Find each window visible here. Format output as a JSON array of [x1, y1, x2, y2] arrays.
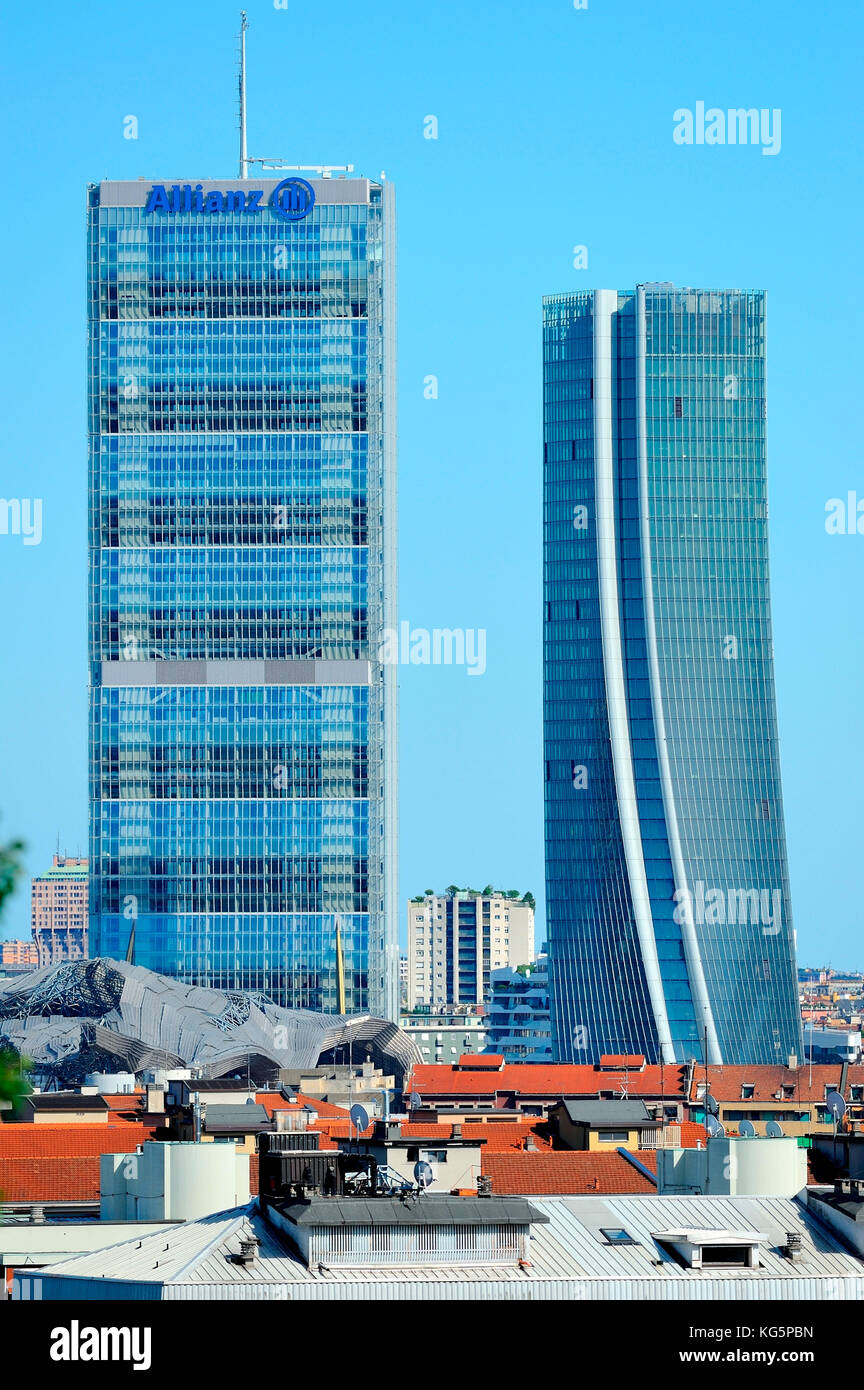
[[741, 1084, 755, 1099], [700, 1245, 752, 1268], [600, 1228, 638, 1246], [597, 1129, 630, 1143], [420, 1149, 447, 1164], [852, 1086, 864, 1103]]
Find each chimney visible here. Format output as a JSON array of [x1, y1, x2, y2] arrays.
[[234, 1237, 259, 1268], [451, 1123, 462, 1139], [783, 1232, 803, 1262]]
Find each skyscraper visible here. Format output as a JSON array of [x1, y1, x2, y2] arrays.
[[543, 285, 801, 1066], [88, 174, 397, 1017]]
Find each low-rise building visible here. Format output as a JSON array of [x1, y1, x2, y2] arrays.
[[399, 1006, 487, 1063], [17, 1190, 864, 1300], [407, 1055, 688, 1120], [690, 1063, 864, 1135], [0, 941, 38, 969]]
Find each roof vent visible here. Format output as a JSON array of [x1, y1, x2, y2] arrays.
[[783, 1232, 803, 1262], [234, 1236, 260, 1268]]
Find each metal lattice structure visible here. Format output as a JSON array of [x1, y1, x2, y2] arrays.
[[0, 958, 420, 1088]]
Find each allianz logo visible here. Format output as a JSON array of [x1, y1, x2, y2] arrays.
[[144, 177, 315, 221]]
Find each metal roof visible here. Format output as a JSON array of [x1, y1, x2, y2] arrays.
[[25, 1191, 864, 1298], [26, 1093, 109, 1111], [559, 1099, 652, 1126], [277, 1196, 545, 1227], [0, 959, 422, 1086], [203, 1104, 271, 1132]]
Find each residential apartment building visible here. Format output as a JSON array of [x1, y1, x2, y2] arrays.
[[406, 890, 534, 1008], [484, 957, 552, 1062]]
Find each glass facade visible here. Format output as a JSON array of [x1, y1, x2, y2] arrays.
[[543, 285, 801, 1066], [88, 177, 397, 1017]]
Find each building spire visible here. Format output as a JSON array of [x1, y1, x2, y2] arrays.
[[238, 12, 249, 179]]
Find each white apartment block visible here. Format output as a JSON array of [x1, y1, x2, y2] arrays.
[[406, 891, 535, 1008]]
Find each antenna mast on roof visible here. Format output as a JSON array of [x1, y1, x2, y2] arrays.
[[238, 12, 249, 179]]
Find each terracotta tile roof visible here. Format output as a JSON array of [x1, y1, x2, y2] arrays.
[[598, 1055, 646, 1068], [457, 1055, 503, 1068], [294, 1094, 352, 1118], [309, 1117, 553, 1154], [0, 1125, 160, 1203], [689, 1064, 864, 1105], [101, 1093, 145, 1109], [0, 1158, 105, 1203], [0, 1124, 159, 1158], [482, 1149, 658, 1196], [679, 1121, 708, 1148], [408, 1062, 687, 1099]]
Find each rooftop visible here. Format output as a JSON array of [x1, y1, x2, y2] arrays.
[[408, 1062, 687, 1098], [24, 1192, 864, 1297]]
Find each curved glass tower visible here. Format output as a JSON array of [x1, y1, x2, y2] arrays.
[[543, 285, 801, 1066], [87, 176, 397, 1018]]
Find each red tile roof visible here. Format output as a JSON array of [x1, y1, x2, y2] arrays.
[[0, 1124, 159, 1158], [598, 1055, 646, 1068], [408, 1062, 687, 1099], [482, 1149, 658, 1196], [457, 1055, 503, 1069], [0, 1125, 160, 1203], [689, 1064, 864, 1105], [294, 1094, 352, 1118], [0, 1158, 105, 1203], [679, 1121, 709, 1148]]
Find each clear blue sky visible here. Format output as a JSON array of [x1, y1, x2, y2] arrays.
[[0, 0, 861, 969]]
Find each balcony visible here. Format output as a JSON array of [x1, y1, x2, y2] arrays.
[[640, 1126, 681, 1150]]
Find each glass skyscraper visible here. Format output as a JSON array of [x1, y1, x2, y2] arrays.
[[88, 175, 397, 1018], [543, 285, 801, 1066]]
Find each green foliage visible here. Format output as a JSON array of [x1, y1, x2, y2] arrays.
[[0, 1046, 31, 1109], [0, 836, 25, 914]]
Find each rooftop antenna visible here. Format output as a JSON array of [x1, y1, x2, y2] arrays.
[[238, 12, 249, 179]]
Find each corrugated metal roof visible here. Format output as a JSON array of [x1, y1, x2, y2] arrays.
[[29, 1191, 864, 1295]]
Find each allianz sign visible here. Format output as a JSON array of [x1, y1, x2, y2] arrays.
[[144, 176, 315, 221]]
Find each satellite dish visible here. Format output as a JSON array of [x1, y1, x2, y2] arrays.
[[413, 1160, 434, 1189], [349, 1103, 369, 1134], [826, 1091, 847, 1123], [704, 1092, 720, 1117], [409, 1092, 422, 1110], [739, 1118, 756, 1138], [766, 1120, 784, 1138], [706, 1114, 724, 1138]]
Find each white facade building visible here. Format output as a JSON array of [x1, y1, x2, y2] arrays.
[[406, 891, 535, 1008]]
